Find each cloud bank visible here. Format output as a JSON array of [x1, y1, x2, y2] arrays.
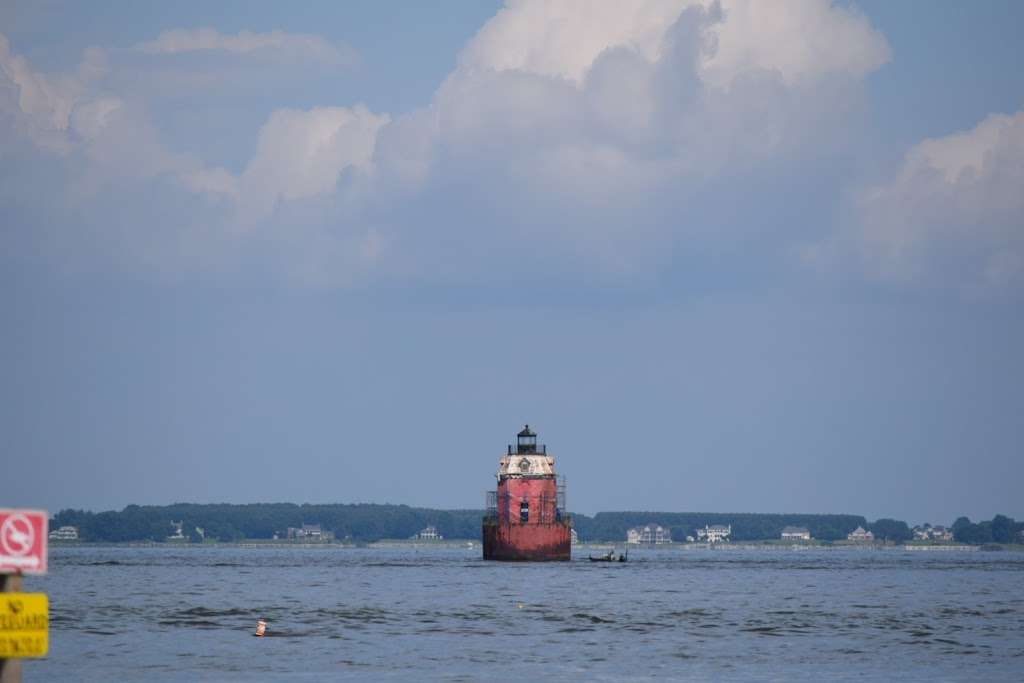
[[855, 111, 1024, 289], [2, 1, 1022, 294]]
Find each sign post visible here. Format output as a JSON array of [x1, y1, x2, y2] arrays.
[[0, 510, 49, 683]]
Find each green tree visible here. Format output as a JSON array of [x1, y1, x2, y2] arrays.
[[953, 518, 994, 544], [991, 515, 1014, 543], [952, 516, 973, 542], [869, 518, 911, 543]]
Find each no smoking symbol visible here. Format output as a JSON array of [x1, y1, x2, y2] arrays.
[[1, 514, 35, 557]]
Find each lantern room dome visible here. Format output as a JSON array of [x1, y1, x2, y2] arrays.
[[514, 424, 540, 454]]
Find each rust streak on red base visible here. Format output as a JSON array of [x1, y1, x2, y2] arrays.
[[483, 522, 571, 561]]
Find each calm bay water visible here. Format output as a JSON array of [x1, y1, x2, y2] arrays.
[[29, 545, 1024, 681]]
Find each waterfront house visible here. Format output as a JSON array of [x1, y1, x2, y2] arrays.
[[413, 525, 443, 540], [780, 526, 811, 541], [627, 524, 673, 545], [287, 524, 335, 541], [847, 526, 874, 542], [167, 520, 185, 541], [571, 528, 579, 546], [697, 524, 731, 543], [48, 525, 79, 541], [913, 524, 953, 542]]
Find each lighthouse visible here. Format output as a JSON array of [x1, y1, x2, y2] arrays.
[[482, 425, 572, 561]]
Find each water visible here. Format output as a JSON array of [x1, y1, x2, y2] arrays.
[[28, 545, 1024, 681]]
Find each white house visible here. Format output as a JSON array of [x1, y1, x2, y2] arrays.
[[847, 526, 874, 542], [287, 524, 335, 541], [48, 526, 79, 541], [167, 520, 185, 541], [413, 525, 443, 540], [780, 526, 811, 541], [697, 524, 731, 543], [626, 524, 673, 545], [913, 524, 953, 542]]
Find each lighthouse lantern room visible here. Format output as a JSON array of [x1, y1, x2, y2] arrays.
[[483, 425, 572, 561]]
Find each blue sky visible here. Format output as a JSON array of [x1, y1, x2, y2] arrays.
[[1, 1, 1022, 524]]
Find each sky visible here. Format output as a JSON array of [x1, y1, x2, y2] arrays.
[[1, 1, 1022, 525]]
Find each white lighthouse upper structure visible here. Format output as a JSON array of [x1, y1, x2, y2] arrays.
[[497, 425, 556, 477]]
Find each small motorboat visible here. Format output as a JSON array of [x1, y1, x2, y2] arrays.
[[589, 550, 628, 562]]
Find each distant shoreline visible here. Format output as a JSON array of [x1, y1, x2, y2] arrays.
[[48, 505, 1022, 547], [48, 540, 1024, 552]]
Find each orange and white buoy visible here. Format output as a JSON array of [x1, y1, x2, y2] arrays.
[[255, 619, 267, 637]]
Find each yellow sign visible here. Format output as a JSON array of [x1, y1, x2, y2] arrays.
[[0, 593, 48, 658]]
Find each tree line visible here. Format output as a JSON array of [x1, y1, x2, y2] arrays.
[[50, 503, 484, 544], [51, 504, 1022, 545], [952, 515, 1023, 545]]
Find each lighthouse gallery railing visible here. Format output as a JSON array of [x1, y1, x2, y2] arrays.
[[484, 477, 568, 523]]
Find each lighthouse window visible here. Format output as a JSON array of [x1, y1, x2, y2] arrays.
[[520, 500, 530, 522]]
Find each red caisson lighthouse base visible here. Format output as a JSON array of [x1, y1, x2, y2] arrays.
[[483, 425, 572, 561]]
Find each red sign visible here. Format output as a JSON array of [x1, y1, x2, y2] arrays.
[[0, 509, 48, 575]]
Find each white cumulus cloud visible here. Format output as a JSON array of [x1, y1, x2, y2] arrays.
[[702, 0, 890, 87], [854, 111, 1024, 290], [136, 27, 356, 65], [458, 0, 890, 87], [459, 0, 691, 84], [185, 105, 389, 225], [0, 34, 111, 151], [362, 0, 891, 281]]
